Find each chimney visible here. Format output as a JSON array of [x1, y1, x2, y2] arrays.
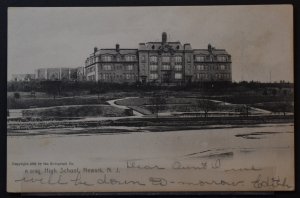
[[116, 43, 120, 52], [162, 32, 167, 43], [208, 44, 212, 52], [94, 47, 98, 53]]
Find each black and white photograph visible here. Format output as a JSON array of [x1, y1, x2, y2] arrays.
[[6, 5, 294, 192]]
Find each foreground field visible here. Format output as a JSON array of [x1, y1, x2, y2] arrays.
[[7, 123, 294, 192]]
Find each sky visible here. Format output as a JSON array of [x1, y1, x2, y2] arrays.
[[8, 5, 293, 82]]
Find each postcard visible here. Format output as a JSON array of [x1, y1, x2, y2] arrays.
[[7, 5, 294, 192]]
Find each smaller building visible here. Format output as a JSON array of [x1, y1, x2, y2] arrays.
[[11, 74, 35, 81], [35, 67, 78, 81], [77, 66, 86, 81]]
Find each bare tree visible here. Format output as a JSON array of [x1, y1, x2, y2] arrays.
[[276, 101, 292, 116], [197, 99, 218, 118], [149, 93, 166, 118]]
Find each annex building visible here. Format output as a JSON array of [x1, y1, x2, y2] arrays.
[[85, 32, 232, 84]]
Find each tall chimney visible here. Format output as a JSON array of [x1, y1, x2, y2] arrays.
[[116, 43, 120, 52], [162, 32, 167, 43]]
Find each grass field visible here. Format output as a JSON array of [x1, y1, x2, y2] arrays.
[[22, 105, 130, 117]]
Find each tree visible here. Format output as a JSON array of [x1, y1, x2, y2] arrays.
[[241, 104, 251, 117], [197, 99, 218, 118], [272, 89, 277, 96], [276, 101, 292, 116], [149, 93, 166, 118], [14, 92, 20, 99], [41, 80, 62, 100]]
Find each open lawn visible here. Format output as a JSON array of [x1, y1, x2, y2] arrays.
[[22, 105, 131, 118]]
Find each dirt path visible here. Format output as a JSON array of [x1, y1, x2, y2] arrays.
[[107, 97, 144, 117]]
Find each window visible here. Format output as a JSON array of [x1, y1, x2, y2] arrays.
[[102, 74, 109, 80], [126, 65, 133, 71], [215, 74, 221, 79], [141, 55, 146, 62], [196, 65, 205, 70], [175, 73, 182, 79], [217, 56, 227, 62], [149, 73, 158, 80], [86, 66, 95, 73], [195, 56, 205, 62], [125, 74, 131, 80], [220, 65, 226, 70], [103, 65, 112, 71], [150, 65, 158, 71], [103, 55, 112, 62], [150, 56, 158, 63], [125, 55, 136, 61], [187, 56, 191, 63], [175, 56, 182, 63], [88, 75, 95, 81], [162, 64, 170, 70], [196, 74, 208, 79], [175, 65, 182, 71], [162, 56, 170, 63]]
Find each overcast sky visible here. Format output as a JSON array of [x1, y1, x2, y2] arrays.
[[8, 5, 293, 82]]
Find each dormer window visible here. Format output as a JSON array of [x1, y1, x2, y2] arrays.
[[102, 55, 112, 62]]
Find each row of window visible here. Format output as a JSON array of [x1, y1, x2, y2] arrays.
[[143, 56, 183, 63], [86, 55, 137, 65], [195, 73, 231, 79], [195, 55, 228, 62], [87, 64, 229, 73], [98, 73, 137, 80], [149, 64, 183, 71], [87, 55, 229, 66], [141, 55, 229, 63], [102, 65, 134, 71], [196, 65, 230, 71], [149, 73, 183, 80], [86, 65, 135, 72]]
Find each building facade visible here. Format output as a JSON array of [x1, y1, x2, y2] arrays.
[[35, 67, 78, 81], [85, 32, 232, 84], [85, 45, 139, 83]]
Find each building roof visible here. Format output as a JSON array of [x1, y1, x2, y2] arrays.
[[96, 49, 138, 55], [193, 49, 229, 55], [139, 42, 185, 51]]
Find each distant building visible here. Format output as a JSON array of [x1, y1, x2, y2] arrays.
[[84, 32, 232, 84], [76, 66, 86, 81], [35, 67, 78, 81], [11, 74, 35, 81]]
